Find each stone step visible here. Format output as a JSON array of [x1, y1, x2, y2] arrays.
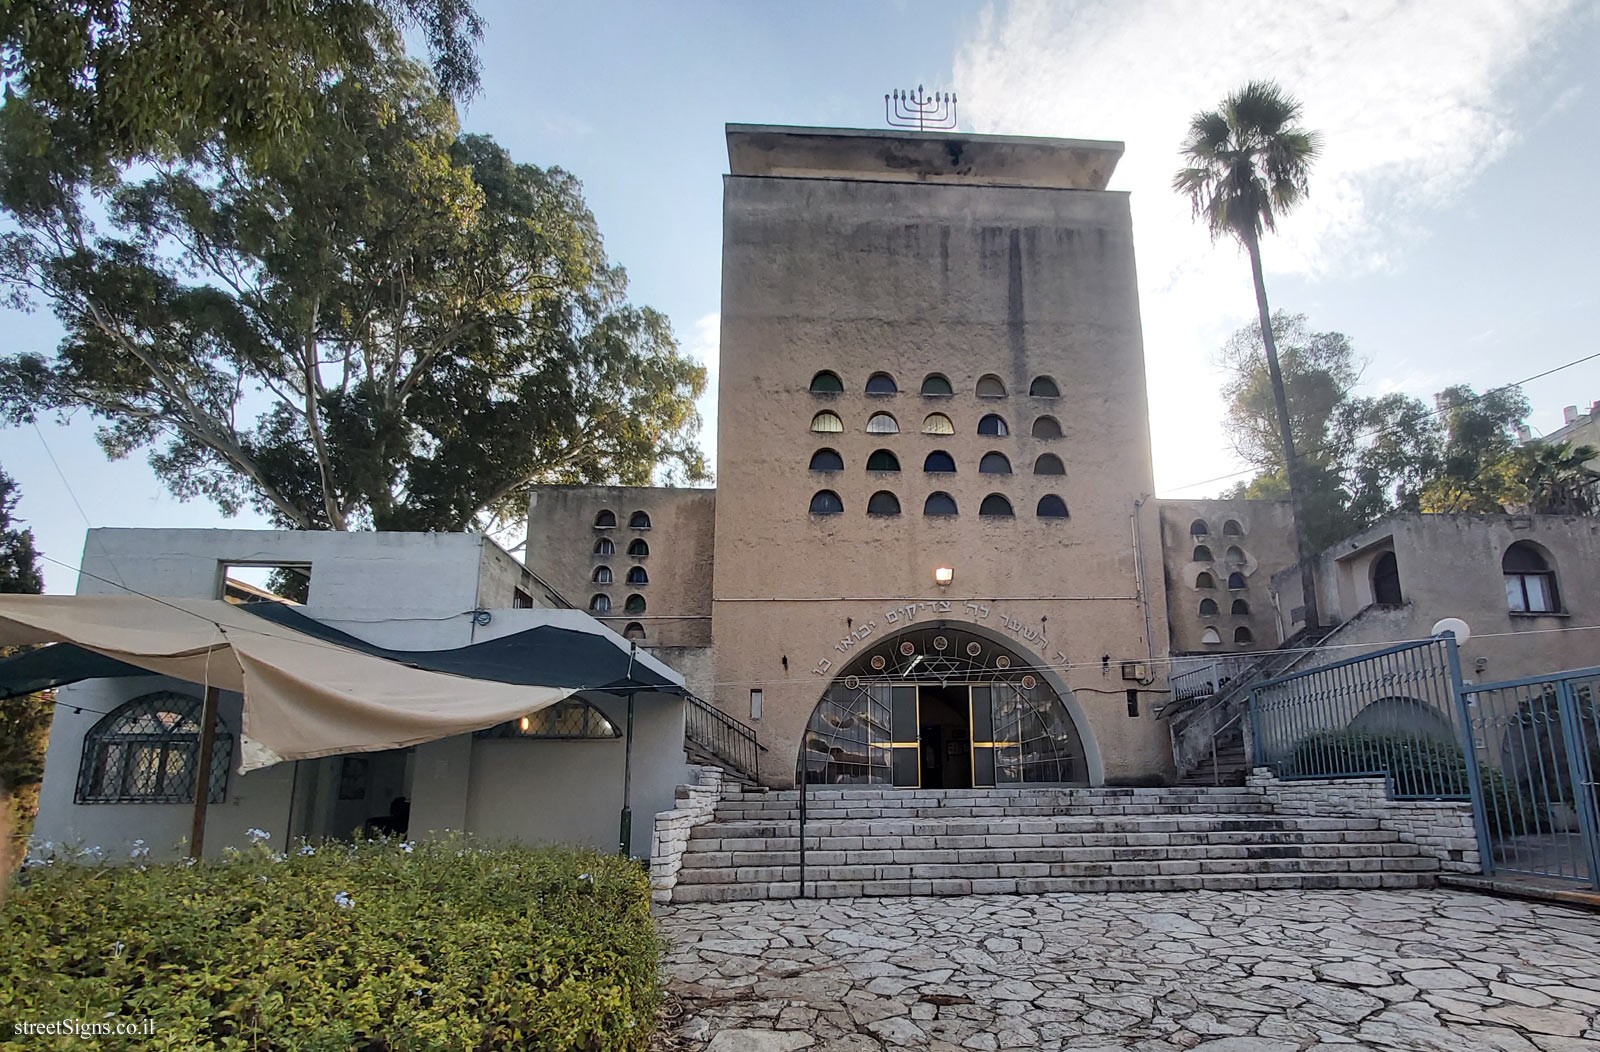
[[666, 870, 1438, 902], [713, 804, 1274, 821], [690, 814, 1387, 839], [674, 854, 1440, 885], [679, 840, 1432, 869]]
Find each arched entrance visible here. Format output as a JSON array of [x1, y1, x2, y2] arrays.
[[800, 623, 1096, 788]]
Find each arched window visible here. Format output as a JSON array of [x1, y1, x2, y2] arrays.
[[1224, 545, 1245, 564], [1199, 598, 1219, 616], [924, 492, 958, 516], [623, 622, 646, 643], [1033, 453, 1065, 476], [1195, 572, 1216, 589], [1193, 545, 1213, 561], [1223, 519, 1244, 536], [979, 452, 1012, 474], [1227, 572, 1246, 590], [810, 411, 844, 433], [1031, 416, 1063, 439], [476, 698, 620, 740], [1503, 542, 1559, 613], [923, 450, 956, 473], [1190, 519, 1209, 537], [866, 449, 901, 472], [865, 372, 898, 395], [592, 566, 613, 584], [627, 539, 649, 558], [809, 371, 844, 394], [593, 538, 614, 555], [628, 511, 651, 529], [626, 566, 648, 585], [1029, 375, 1060, 398], [1372, 551, 1402, 606], [976, 374, 1007, 398], [1036, 495, 1069, 519], [1201, 627, 1222, 645], [809, 448, 844, 471], [624, 594, 646, 614], [977, 414, 1008, 436], [920, 373, 953, 396], [809, 490, 844, 516], [594, 510, 616, 529], [979, 494, 1014, 518], [922, 413, 955, 435], [866, 412, 899, 434], [76, 692, 231, 804], [1235, 627, 1255, 645], [589, 594, 611, 613], [867, 491, 901, 517], [1232, 598, 1250, 615]]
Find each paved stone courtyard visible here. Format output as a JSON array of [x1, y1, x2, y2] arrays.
[[657, 890, 1600, 1051]]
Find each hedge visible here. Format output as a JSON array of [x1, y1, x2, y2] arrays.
[[0, 834, 663, 1051], [1281, 729, 1540, 829]]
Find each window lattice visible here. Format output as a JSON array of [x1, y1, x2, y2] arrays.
[[476, 699, 620, 740], [76, 692, 230, 804]]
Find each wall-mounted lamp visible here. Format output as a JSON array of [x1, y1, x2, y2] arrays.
[[519, 715, 531, 733], [934, 566, 954, 586]]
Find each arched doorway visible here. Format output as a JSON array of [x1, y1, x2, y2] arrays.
[[800, 624, 1093, 788]]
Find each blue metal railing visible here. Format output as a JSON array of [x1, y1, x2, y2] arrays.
[[1249, 636, 1470, 800], [1461, 667, 1600, 889]]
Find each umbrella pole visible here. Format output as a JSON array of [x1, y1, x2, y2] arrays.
[[619, 693, 635, 856], [189, 685, 221, 860]]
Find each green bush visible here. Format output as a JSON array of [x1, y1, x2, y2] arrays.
[[1282, 729, 1539, 830], [0, 835, 663, 1050]]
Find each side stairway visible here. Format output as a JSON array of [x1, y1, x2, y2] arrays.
[[669, 786, 1440, 902]]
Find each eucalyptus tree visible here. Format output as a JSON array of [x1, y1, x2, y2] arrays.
[[0, 57, 707, 532], [1175, 80, 1324, 627]]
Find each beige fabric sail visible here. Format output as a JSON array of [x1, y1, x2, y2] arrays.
[[0, 595, 572, 772]]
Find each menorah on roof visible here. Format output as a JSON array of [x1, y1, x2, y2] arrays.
[[884, 86, 958, 131]]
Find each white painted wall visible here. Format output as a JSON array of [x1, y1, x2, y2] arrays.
[[31, 529, 691, 861]]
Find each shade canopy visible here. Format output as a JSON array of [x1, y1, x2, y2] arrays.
[[0, 596, 681, 773]]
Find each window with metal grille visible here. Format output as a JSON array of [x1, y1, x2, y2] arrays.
[[809, 370, 844, 394], [809, 448, 844, 471], [866, 449, 900, 472], [867, 491, 902, 516], [475, 699, 620, 739], [979, 494, 1013, 517], [76, 692, 230, 804]]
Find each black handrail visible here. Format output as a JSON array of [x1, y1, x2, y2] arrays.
[[684, 693, 765, 782]]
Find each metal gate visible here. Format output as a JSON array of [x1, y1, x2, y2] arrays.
[[1461, 667, 1600, 889]]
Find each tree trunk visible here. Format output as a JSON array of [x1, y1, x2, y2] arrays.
[[1245, 229, 1321, 630]]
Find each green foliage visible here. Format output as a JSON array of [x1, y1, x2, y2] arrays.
[[0, 463, 47, 857], [0, 836, 663, 1050], [1282, 729, 1535, 828], [1219, 312, 1360, 469], [0, 463, 42, 594], [0, 1, 482, 170], [0, 51, 706, 532]]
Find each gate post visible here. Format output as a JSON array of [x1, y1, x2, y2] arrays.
[[1553, 679, 1600, 890], [1446, 635, 1494, 878]]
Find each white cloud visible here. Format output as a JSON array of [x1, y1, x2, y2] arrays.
[[953, 0, 1579, 494]]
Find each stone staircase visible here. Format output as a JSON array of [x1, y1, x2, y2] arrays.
[[668, 786, 1440, 902]]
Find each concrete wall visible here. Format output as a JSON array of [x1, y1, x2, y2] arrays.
[[710, 125, 1171, 787], [1273, 514, 1600, 686], [525, 486, 715, 648], [1158, 499, 1295, 654], [32, 528, 689, 861]]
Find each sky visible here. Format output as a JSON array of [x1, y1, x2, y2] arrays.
[[5, 0, 1599, 592]]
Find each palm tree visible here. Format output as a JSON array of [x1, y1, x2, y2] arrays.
[[1175, 80, 1324, 629]]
